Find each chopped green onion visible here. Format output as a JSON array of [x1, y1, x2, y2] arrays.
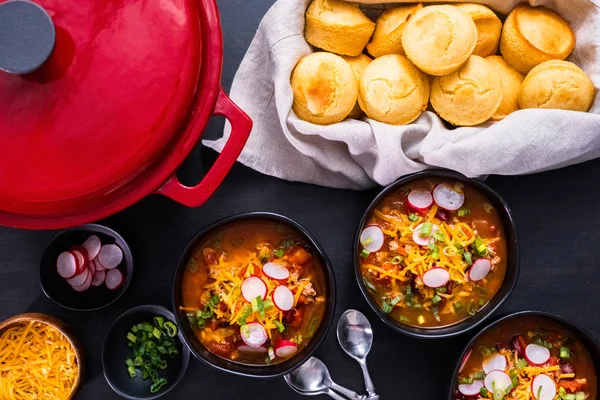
[[153, 316, 165, 329], [251, 297, 259, 313], [477, 344, 492, 357], [168, 346, 178, 358], [432, 294, 442, 305], [464, 252, 473, 266], [276, 225, 286, 234], [391, 256, 402, 265], [432, 230, 446, 242], [537, 386, 542, 400], [163, 321, 177, 337], [575, 392, 586, 400], [473, 371, 485, 380], [131, 325, 139, 333], [152, 327, 162, 340], [436, 287, 447, 293], [560, 346, 571, 359], [408, 213, 419, 222], [515, 357, 528, 370], [405, 286, 412, 296], [127, 365, 137, 378], [150, 377, 167, 393], [274, 249, 285, 258], [420, 222, 432, 238], [274, 320, 285, 333], [483, 202, 494, 214], [237, 304, 252, 325], [399, 315, 410, 324], [412, 303, 423, 310], [457, 207, 471, 217], [363, 279, 376, 291], [458, 377, 473, 384], [361, 237, 373, 246], [480, 387, 489, 397], [494, 388, 503, 400], [432, 305, 441, 322], [127, 332, 137, 343], [360, 249, 370, 258], [125, 358, 134, 367], [533, 337, 553, 349]]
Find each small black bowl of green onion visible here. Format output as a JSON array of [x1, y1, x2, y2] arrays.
[[102, 305, 190, 399]]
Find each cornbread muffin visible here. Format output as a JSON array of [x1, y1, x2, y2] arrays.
[[366, 3, 423, 58], [486, 56, 524, 120], [430, 55, 503, 126], [291, 52, 358, 125], [342, 54, 372, 119], [519, 60, 595, 112], [500, 4, 575, 74], [305, 0, 375, 57], [455, 3, 502, 57], [358, 54, 429, 125], [402, 5, 478, 76]]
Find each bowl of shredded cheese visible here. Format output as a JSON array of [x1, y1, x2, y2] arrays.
[[0, 313, 82, 400]]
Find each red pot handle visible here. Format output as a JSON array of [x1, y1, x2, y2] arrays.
[[157, 88, 252, 207]]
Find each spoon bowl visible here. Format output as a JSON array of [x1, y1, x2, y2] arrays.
[[337, 310, 373, 361]]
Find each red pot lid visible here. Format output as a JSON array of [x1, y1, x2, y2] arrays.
[[0, 0, 202, 212]]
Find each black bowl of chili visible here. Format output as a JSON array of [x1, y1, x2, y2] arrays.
[[354, 169, 519, 339], [448, 311, 600, 400], [172, 212, 336, 378]]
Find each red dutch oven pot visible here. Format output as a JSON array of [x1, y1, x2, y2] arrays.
[[0, 0, 252, 229]]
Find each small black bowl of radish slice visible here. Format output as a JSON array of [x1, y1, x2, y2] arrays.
[[40, 224, 134, 311]]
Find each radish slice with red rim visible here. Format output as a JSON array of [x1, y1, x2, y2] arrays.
[[72, 270, 93, 292], [94, 259, 105, 272], [70, 250, 86, 273], [57, 251, 77, 278], [237, 345, 267, 354], [274, 340, 298, 358], [241, 277, 267, 302], [262, 263, 290, 281], [360, 225, 384, 253], [469, 259, 491, 281], [433, 183, 465, 211], [459, 348, 472, 373], [407, 190, 433, 211], [458, 380, 484, 397], [525, 344, 551, 366], [482, 354, 507, 374], [531, 374, 556, 400], [91, 270, 106, 287], [484, 370, 512, 392], [88, 257, 96, 275], [98, 244, 123, 270], [422, 267, 450, 288], [240, 322, 267, 347], [273, 286, 294, 311], [83, 235, 101, 260], [412, 223, 440, 246], [105, 268, 124, 290], [71, 245, 89, 263], [66, 268, 90, 287]]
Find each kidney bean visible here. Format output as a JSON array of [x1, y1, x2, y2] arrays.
[[436, 209, 449, 221], [561, 361, 576, 375], [510, 335, 527, 357]]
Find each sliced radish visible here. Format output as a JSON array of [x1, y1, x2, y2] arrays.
[[71, 270, 92, 292], [274, 340, 298, 358], [94, 259, 106, 272], [66, 268, 90, 287], [237, 345, 267, 354], [458, 380, 484, 397], [482, 354, 507, 374], [412, 223, 440, 246], [484, 370, 512, 392], [360, 225, 385, 252], [273, 286, 294, 311], [240, 322, 267, 347], [83, 235, 101, 260], [531, 374, 556, 400], [91, 270, 106, 287], [88, 257, 96, 275], [97, 244, 123, 270], [422, 267, 450, 288], [70, 250, 86, 273], [433, 183, 465, 211], [525, 344, 551, 366], [459, 348, 472, 373], [71, 245, 89, 263], [105, 268, 124, 290], [469, 259, 491, 281], [407, 190, 433, 211], [57, 251, 78, 279], [241, 276, 267, 302], [262, 263, 290, 281]]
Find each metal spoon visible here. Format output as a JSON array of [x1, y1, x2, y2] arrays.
[[284, 357, 367, 400], [337, 310, 379, 400]]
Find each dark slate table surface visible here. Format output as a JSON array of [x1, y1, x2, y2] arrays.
[[1, 1, 599, 399]]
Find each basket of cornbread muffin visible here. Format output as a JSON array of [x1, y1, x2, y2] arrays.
[[293, 0, 595, 126], [205, 0, 599, 190]]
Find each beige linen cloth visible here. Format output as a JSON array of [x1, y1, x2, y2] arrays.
[[204, 0, 600, 190]]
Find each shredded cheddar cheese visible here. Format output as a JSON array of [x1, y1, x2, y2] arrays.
[[0, 321, 78, 400]]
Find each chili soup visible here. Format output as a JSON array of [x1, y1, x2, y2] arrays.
[[180, 220, 327, 365], [454, 315, 597, 400], [358, 178, 508, 328]]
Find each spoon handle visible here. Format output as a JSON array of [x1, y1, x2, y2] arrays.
[[330, 382, 365, 400], [327, 388, 352, 400], [359, 360, 378, 399]]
